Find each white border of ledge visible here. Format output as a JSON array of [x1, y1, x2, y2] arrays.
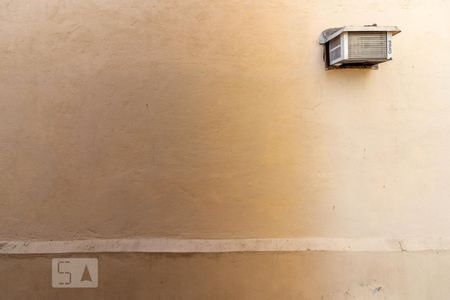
[[1, 237, 450, 254]]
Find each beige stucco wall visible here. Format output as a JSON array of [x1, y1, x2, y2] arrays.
[[1, 1, 450, 298], [2, 252, 450, 300], [0, 0, 450, 239], [1, 0, 449, 240]]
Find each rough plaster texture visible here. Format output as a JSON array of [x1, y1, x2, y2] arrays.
[[1, 0, 450, 241], [1, 252, 450, 299], [1, 1, 450, 298]]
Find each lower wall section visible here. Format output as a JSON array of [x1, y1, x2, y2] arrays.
[[1, 251, 449, 299]]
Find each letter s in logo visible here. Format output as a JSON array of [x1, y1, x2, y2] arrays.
[[57, 261, 72, 286]]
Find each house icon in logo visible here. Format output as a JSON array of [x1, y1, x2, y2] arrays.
[[81, 265, 92, 282]]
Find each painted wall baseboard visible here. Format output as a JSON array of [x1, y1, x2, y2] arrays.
[[1, 238, 450, 254]]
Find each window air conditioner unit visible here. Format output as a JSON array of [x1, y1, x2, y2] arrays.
[[319, 25, 401, 69]]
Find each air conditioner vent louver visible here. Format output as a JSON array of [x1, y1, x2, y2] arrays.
[[330, 47, 342, 61], [328, 35, 343, 65], [348, 32, 387, 59], [329, 36, 341, 49]]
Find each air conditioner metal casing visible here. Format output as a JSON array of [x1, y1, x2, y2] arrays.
[[319, 25, 400, 69]]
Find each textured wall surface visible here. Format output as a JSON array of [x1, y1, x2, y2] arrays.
[[1, 0, 450, 241], [1, 0, 450, 299], [2, 252, 450, 300]]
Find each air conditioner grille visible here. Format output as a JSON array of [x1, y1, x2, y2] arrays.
[[329, 36, 341, 50], [330, 47, 342, 61], [348, 32, 387, 59]]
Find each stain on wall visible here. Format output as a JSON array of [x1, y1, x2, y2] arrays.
[[0, 0, 449, 240]]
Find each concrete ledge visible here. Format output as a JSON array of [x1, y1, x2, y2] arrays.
[[1, 237, 450, 254]]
